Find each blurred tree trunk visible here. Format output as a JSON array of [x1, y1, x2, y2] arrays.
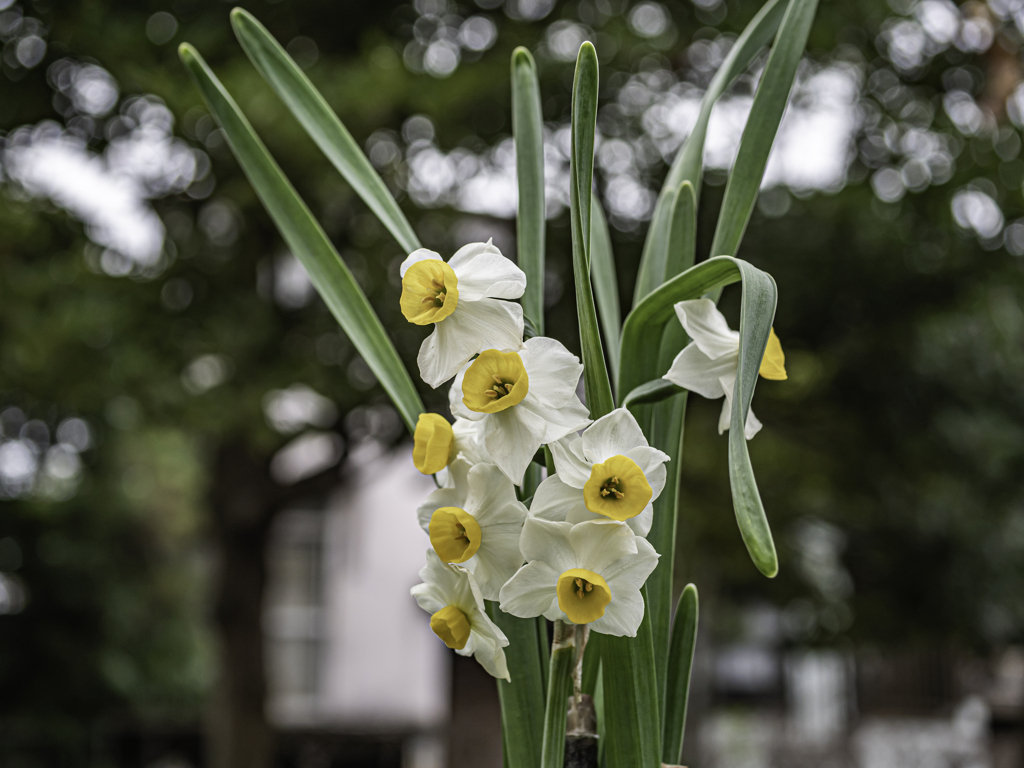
[[206, 440, 342, 768]]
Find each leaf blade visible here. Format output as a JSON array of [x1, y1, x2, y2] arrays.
[[230, 8, 420, 254], [177, 43, 424, 432], [590, 194, 621, 390], [663, 584, 699, 764]]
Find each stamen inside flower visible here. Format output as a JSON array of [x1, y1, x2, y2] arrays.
[[556, 568, 611, 624], [429, 506, 482, 564], [583, 454, 652, 521], [758, 327, 787, 380], [462, 350, 529, 414], [430, 605, 471, 649], [413, 413, 454, 475], [400, 260, 459, 325]]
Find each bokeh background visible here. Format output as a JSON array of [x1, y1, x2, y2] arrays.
[[2, 0, 1024, 766]]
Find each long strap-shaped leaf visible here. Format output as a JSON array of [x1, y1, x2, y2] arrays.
[[569, 43, 614, 419], [230, 9, 421, 254], [709, 0, 819, 262], [618, 256, 779, 576], [602, 589, 662, 768], [512, 47, 547, 334], [633, 0, 789, 302], [486, 605, 547, 768], [178, 44, 424, 432], [663, 584, 699, 764], [590, 195, 621, 390], [541, 621, 576, 768]]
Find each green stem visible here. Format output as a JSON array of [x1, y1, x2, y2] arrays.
[[541, 621, 576, 768]]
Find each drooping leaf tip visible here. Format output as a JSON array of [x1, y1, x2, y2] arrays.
[[177, 42, 198, 65], [511, 46, 535, 68]]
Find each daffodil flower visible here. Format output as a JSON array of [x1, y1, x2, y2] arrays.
[[662, 298, 787, 440], [416, 459, 528, 600], [400, 240, 527, 388], [412, 413, 490, 475], [449, 336, 591, 485], [499, 517, 659, 636], [411, 549, 510, 681], [543, 408, 670, 537]]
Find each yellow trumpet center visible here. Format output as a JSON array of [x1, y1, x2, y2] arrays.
[[582, 454, 652, 521], [401, 260, 459, 325], [429, 506, 482, 564], [412, 413, 454, 474], [758, 327, 787, 380], [556, 568, 612, 625], [461, 349, 529, 414], [430, 605, 471, 650]]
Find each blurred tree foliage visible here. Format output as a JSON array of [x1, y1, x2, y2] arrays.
[[2, 0, 1024, 764]]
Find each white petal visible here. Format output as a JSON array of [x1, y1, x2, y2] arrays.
[[417, 320, 482, 389], [416, 486, 464, 533], [516, 395, 591, 445], [482, 407, 546, 486], [673, 299, 739, 360], [625, 503, 653, 538], [581, 408, 649, 463], [518, 517, 577, 573], [449, 241, 527, 301], [519, 337, 585, 408], [529, 474, 588, 523], [624, 445, 670, 501], [452, 418, 490, 464], [591, 584, 645, 637], [470, 524, 525, 599], [547, 435, 591, 488], [410, 581, 447, 614], [465, 463, 521, 523], [465, 626, 510, 681], [663, 343, 736, 400], [412, 549, 462, 611], [568, 519, 637, 574], [719, 374, 763, 439], [451, 297, 524, 351], [603, 537, 660, 592], [400, 248, 443, 277], [498, 560, 560, 618]]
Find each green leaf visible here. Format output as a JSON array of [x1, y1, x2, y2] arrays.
[[512, 47, 547, 334], [590, 194, 621, 390], [487, 605, 547, 768], [709, 0, 820, 262], [663, 584, 699, 764], [665, 181, 698, 283], [229, 9, 420, 254], [541, 622, 576, 768], [623, 379, 684, 410], [178, 43, 424, 433], [633, 0, 789, 300], [601, 589, 662, 768], [618, 256, 780, 577], [569, 42, 614, 419]]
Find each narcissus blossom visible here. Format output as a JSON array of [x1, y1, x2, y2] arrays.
[[449, 336, 591, 485], [662, 298, 787, 440], [499, 518, 659, 636], [400, 241, 526, 388], [411, 550, 510, 680], [545, 408, 669, 537], [412, 414, 490, 475], [416, 459, 528, 599]]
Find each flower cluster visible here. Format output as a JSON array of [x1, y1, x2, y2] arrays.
[[406, 243, 785, 679]]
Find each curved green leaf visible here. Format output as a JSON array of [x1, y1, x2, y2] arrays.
[[230, 9, 420, 254], [663, 584, 699, 764], [709, 0, 820, 262], [590, 195, 621, 389], [623, 379, 684, 410], [633, 0, 789, 300], [512, 47, 546, 333], [178, 43, 424, 433], [618, 256, 779, 577], [569, 42, 614, 419]]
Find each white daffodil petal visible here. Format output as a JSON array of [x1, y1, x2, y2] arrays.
[[452, 418, 490, 464], [410, 581, 447, 615], [603, 537, 660, 592], [625, 503, 654, 538], [718, 375, 763, 439], [482, 407, 544, 486], [400, 248, 443, 277], [664, 343, 736, 400], [466, 627, 511, 681], [416, 486, 463, 533], [548, 435, 592, 489], [449, 241, 527, 301], [417, 320, 483, 390], [498, 560, 560, 618], [465, 463, 522, 524], [515, 396, 591, 445], [518, 517, 577, 574], [591, 583, 645, 637], [624, 446, 670, 501], [470, 526, 526, 600], [449, 297, 525, 353], [518, 337, 585, 408], [673, 299, 740, 360], [581, 408, 649, 463], [530, 474, 589, 523], [567, 519, 638, 574]]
